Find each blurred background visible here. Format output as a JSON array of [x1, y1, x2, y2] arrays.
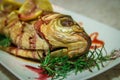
[[50, 0, 120, 30], [0, 0, 120, 80]]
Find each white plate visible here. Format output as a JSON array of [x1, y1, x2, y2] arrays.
[[0, 5, 120, 80]]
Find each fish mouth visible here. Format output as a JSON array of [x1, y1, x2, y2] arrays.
[[48, 32, 91, 58], [78, 32, 91, 53]]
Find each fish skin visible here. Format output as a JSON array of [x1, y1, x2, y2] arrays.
[[0, 0, 91, 60]]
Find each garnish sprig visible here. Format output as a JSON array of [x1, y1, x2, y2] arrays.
[[39, 46, 113, 80], [0, 34, 11, 47]]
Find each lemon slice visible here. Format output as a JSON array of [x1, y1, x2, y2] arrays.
[[18, 0, 53, 21], [0, 0, 22, 11]]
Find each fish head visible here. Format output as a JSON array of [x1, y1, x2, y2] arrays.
[[35, 13, 91, 57]]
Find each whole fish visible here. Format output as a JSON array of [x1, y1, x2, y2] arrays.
[[0, 0, 91, 60]]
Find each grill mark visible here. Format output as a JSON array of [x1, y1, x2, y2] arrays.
[[29, 34, 37, 49], [17, 33, 23, 48], [8, 20, 18, 28], [14, 23, 24, 48]]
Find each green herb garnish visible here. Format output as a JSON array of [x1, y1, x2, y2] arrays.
[[0, 34, 11, 47], [39, 46, 113, 80]]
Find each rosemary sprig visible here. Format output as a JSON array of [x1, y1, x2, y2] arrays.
[[40, 46, 113, 80]]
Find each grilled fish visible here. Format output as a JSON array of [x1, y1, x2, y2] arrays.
[[0, 0, 91, 60]]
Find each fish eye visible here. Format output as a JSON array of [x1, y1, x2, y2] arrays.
[[58, 16, 74, 27]]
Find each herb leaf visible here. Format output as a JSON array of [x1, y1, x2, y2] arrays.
[[0, 34, 11, 47], [39, 46, 113, 80]]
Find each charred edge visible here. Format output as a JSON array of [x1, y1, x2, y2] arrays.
[[50, 47, 67, 52], [16, 55, 40, 61]]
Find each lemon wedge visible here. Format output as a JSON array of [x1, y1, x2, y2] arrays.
[[18, 0, 53, 21]]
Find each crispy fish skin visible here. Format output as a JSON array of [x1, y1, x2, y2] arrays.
[[0, 0, 91, 60], [3, 12, 49, 50]]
